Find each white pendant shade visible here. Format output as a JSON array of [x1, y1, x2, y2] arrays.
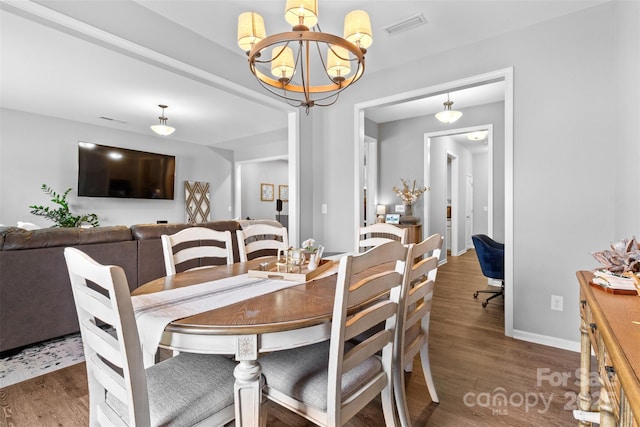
[[327, 45, 351, 79], [237, 12, 266, 51], [150, 124, 175, 136], [344, 10, 372, 49], [285, 0, 318, 28], [271, 46, 295, 80], [435, 109, 463, 124], [435, 94, 463, 124], [467, 130, 488, 140]]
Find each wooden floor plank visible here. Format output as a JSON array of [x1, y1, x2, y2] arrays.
[[0, 250, 581, 426]]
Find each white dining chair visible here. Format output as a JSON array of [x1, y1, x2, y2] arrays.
[[357, 223, 408, 252], [259, 240, 413, 426], [63, 247, 236, 427], [161, 227, 234, 276], [235, 223, 289, 262], [395, 233, 443, 427]]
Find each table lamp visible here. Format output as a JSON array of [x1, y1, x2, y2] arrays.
[[376, 205, 386, 223]]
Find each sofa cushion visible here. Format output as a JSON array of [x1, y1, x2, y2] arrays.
[[0, 225, 132, 250]]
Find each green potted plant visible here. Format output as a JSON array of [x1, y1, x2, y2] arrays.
[[29, 184, 99, 227]]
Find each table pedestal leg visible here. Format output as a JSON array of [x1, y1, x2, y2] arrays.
[[234, 335, 265, 427], [234, 360, 265, 427]]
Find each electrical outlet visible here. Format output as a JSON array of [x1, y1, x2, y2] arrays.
[[551, 295, 563, 311], [321, 203, 327, 214]]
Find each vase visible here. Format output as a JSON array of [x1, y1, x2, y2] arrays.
[[400, 203, 419, 224]]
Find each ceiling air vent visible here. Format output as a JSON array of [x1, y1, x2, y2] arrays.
[[384, 13, 427, 36], [99, 116, 128, 124]]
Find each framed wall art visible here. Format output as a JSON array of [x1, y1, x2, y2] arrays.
[[278, 184, 289, 202], [261, 183, 274, 201], [185, 181, 210, 224]]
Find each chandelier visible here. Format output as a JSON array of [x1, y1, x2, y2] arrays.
[[237, 0, 372, 112], [435, 93, 463, 124]]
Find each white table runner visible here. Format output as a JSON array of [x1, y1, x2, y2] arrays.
[[131, 274, 303, 366]]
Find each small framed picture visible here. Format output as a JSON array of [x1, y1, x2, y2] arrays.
[[395, 204, 405, 213], [385, 213, 400, 224], [261, 183, 274, 201], [279, 184, 289, 202]]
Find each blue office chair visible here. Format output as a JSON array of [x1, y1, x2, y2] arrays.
[[472, 234, 504, 307]]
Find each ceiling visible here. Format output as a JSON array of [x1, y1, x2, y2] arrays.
[[1, 1, 607, 148]]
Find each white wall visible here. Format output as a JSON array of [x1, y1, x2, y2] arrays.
[[239, 160, 288, 220], [308, 2, 633, 347], [0, 108, 233, 226]]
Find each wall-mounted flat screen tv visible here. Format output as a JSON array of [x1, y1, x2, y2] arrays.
[[78, 142, 175, 199]]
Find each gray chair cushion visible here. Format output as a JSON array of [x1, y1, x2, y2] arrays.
[[260, 341, 382, 411], [107, 353, 236, 426]]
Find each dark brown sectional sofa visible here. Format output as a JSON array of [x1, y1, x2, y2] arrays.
[[0, 220, 244, 354]]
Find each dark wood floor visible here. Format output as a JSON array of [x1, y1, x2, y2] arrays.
[[0, 250, 581, 426]]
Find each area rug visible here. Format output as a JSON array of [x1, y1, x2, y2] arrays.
[[0, 333, 85, 388]]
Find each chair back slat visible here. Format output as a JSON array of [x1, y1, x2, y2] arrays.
[[348, 271, 402, 306], [80, 320, 122, 368], [342, 329, 392, 373], [344, 300, 396, 342], [73, 284, 118, 326]]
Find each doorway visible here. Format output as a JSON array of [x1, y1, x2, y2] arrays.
[[424, 124, 493, 261], [354, 68, 513, 336]]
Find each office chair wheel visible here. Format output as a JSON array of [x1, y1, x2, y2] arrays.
[[473, 291, 479, 298], [482, 300, 489, 307]]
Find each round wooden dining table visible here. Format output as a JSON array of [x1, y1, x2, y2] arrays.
[[132, 257, 340, 427]]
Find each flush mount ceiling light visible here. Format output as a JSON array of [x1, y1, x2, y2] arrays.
[[467, 130, 489, 141], [237, 0, 372, 112], [150, 104, 175, 136], [435, 93, 463, 124]]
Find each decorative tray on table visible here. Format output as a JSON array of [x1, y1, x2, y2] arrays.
[[248, 259, 334, 282]]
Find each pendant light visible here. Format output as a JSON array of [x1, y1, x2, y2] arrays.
[[150, 105, 176, 136], [435, 93, 463, 124]]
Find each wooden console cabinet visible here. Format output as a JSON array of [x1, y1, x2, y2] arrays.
[[576, 271, 640, 426], [397, 224, 422, 244]]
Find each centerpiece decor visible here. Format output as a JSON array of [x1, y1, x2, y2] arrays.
[[392, 178, 429, 224]]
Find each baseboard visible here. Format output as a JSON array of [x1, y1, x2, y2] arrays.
[[454, 248, 467, 256], [512, 329, 580, 353]]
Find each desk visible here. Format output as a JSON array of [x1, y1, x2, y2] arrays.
[[133, 258, 340, 427], [576, 271, 640, 426]]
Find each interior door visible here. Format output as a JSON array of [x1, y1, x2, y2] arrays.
[[465, 175, 473, 248]]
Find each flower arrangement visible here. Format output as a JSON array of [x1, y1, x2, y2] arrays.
[[392, 179, 430, 206], [591, 236, 640, 273], [302, 238, 317, 253], [29, 184, 100, 228]]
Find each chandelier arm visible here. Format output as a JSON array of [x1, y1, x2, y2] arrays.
[[302, 39, 311, 105], [315, 39, 337, 85], [249, 61, 364, 94]]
